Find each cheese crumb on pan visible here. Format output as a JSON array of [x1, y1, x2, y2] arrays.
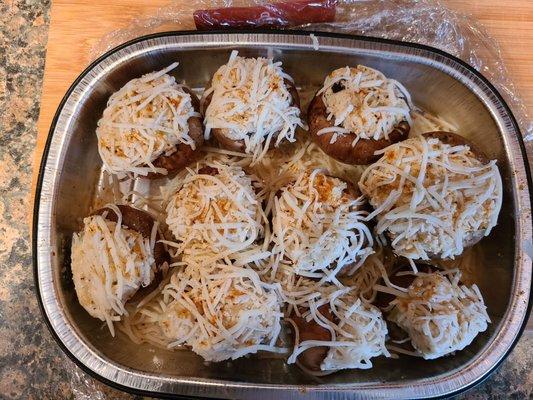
[[317, 65, 412, 144], [309, 33, 320, 50], [285, 281, 389, 371], [203, 51, 304, 163], [388, 271, 490, 359], [71, 205, 157, 336], [359, 135, 502, 260], [97, 63, 200, 176], [165, 160, 266, 261], [122, 258, 284, 362], [270, 169, 374, 283]]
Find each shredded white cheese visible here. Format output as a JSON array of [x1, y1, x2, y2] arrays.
[[388, 271, 490, 359], [269, 169, 374, 282], [71, 207, 157, 336], [359, 135, 503, 260], [318, 65, 412, 144], [254, 135, 369, 197], [340, 248, 392, 302], [121, 258, 284, 362], [97, 63, 199, 176], [203, 51, 304, 164], [284, 281, 389, 371], [164, 159, 267, 263]]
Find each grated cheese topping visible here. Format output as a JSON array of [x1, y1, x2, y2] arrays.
[[89, 102, 493, 369], [318, 66, 412, 144], [359, 135, 503, 260], [71, 206, 157, 336], [203, 51, 304, 164], [284, 281, 389, 371], [165, 160, 266, 262], [122, 257, 284, 362], [340, 248, 393, 303], [269, 169, 374, 282], [97, 63, 200, 176], [388, 271, 490, 359]]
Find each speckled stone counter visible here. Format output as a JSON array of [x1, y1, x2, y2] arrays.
[[0, 1, 531, 399]]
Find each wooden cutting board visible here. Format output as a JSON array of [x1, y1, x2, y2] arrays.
[[33, 0, 533, 330]]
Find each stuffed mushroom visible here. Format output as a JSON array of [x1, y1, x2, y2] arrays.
[[96, 63, 204, 178], [164, 160, 265, 258], [383, 267, 490, 360], [71, 204, 169, 335], [202, 51, 303, 163], [122, 257, 283, 362], [270, 169, 374, 280], [359, 132, 502, 260], [308, 65, 411, 165], [286, 281, 389, 372]]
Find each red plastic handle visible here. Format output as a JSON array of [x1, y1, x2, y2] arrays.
[[193, 0, 337, 30]]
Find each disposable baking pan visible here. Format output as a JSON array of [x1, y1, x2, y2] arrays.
[[33, 30, 532, 399]]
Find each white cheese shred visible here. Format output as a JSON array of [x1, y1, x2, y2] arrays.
[[341, 248, 393, 302], [310, 33, 320, 50]]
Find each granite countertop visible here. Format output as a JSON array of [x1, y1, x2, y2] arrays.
[[0, 1, 531, 399]]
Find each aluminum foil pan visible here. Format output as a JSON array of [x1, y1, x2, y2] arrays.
[[33, 31, 532, 399]]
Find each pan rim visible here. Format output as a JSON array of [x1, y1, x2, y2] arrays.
[[32, 29, 532, 399]]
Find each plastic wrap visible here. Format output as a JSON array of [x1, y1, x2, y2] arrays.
[[193, 0, 336, 29], [92, 0, 531, 141], [74, 1, 531, 398]]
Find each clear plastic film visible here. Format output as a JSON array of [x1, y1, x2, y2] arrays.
[[91, 0, 532, 142], [75, 1, 530, 398], [66, 352, 146, 399]]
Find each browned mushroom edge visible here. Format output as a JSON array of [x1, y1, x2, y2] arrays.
[[92, 204, 170, 301], [290, 304, 336, 372], [145, 86, 205, 179], [202, 79, 300, 152], [197, 165, 219, 176], [307, 93, 410, 165], [373, 264, 433, 351], [422, 131, 489, 164]]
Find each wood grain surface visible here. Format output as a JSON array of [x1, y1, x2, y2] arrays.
[[33, 0, 532, 329]]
